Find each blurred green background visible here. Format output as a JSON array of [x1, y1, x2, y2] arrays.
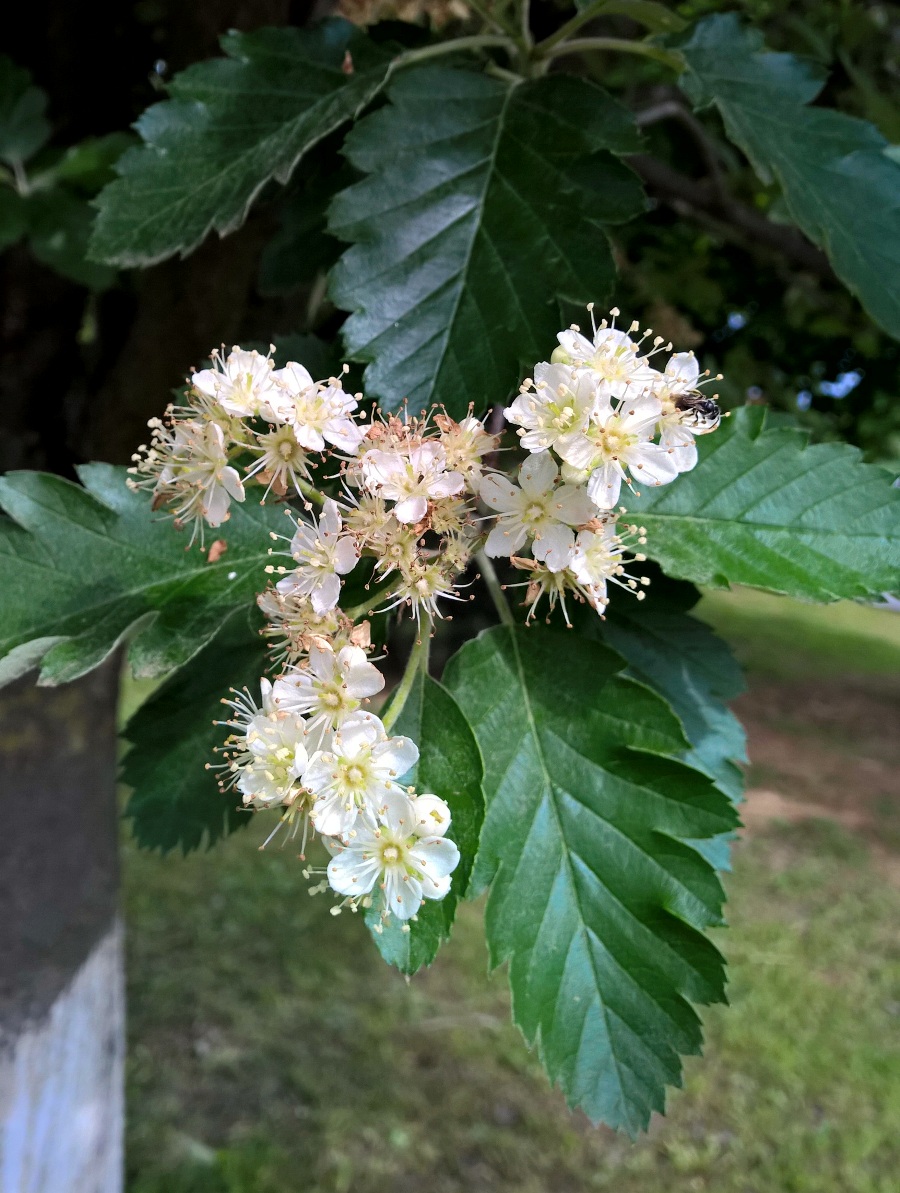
[[121, 588, 900, 1193]]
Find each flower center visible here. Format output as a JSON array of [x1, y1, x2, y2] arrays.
[[596, 421, 635, 458]]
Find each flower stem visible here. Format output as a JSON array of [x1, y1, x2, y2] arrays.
[[537, 36, 682, 70], [382, 614, 432, 733], [296, 478, 328, 507], [395, 33, 517, 72], [535, 0, 611, 52], [477, 552, 515, 627]]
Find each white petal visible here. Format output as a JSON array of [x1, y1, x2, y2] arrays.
[[219, 466, 245, 503], [393, 495, 428, 524], [479, 473, 521, 513], [412, 794, 452, 838], [485, 522, 527, 558], [625, 441, 680, 486], [378, 787, 417, 834], [202, 484, 230, 527], [335, 712, 383, 755], [428, 471, 465, 499], [555, 432, 596, 470], [518, 451, 558, 497], [321, 499, 342, 536], [373, 734, 419, 780], [311, 572, 341, 614], [274, 362, 315, 395], [312, 792, 357, 837], [327, 847, 381, 896], [294, 424, 326, 452], [664, 352, 699, 391], [587, 463, 622, 509], [409, 836, 460, 881], [191, 368, 219, 397], [552, 484, 594, 526], [383, 870, 423, 920], [532, 522, 575, 573], [333, 537, 360, 575]]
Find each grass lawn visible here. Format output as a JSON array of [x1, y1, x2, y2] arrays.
[[123, 591, 900, 1192]]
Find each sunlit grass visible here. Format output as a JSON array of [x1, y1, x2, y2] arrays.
[[697, 587, 900, 680]]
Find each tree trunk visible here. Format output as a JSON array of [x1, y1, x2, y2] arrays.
[[0, 663, 123, 1193]]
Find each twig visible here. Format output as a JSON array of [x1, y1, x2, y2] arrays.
[[628, 153, 833, 279]]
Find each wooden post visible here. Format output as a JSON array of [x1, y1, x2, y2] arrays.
[[0, 663, 123, 1193]]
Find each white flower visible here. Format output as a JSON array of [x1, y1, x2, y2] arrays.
[[305, 711, 419, 837], [217, 679, 310, 809], [191, 346, 281, 419], [434, 412, 497, 482], [652, 353, 719, 473], [143, 418, 245, 531], [271, 643, 384, 739], [272, 363, 366, 454], [243, 422, 313, 498], [360, 442, 465, 524], [276, 499, 359, 614], [556, 392, 679, 510], [569, 524, 626, 611], [326, 789, 459, 920], [504, 362, 596, 454], [555, 325, 657, 398], [411, 793, 453, 837], [480, 451, 594, 571]]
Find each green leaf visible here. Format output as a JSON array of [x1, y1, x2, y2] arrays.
[[677, 13, 900, 339], [574, 0, 687, 33], [27, 190, 117, 289], [628, 405, 900, 602], [329, 67, 646, 417], [0, 187, 27, 251], [0, 464, 280, 688], [52, 132, 134, 191], [365, 671, 484, 973], [258, 158, 353, 296], [443, 625, 737, 1133], [597, 594, 746, 872], [90, 21, 395, 268], [0, 56, 50, 165], [122, 610, 265, 853]]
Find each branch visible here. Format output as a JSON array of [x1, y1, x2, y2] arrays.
[[628, 153, 833, 279]]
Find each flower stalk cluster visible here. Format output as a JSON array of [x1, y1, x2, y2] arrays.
[[131, 307, 721, 924]]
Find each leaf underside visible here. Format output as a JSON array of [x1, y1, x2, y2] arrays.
[[89, 21, 395, 267], [678, 13, 900, 339], [0, 464, 279, 688], [629, 406, 900, 601], [365, 672, 484, 974], [444, 625, 737, 1134], [329, 66, 647, 417]]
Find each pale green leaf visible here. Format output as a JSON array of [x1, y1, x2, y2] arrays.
[[628, 406, 900, 601], [443, 625, 737, 1133], [329, 66, 646, 417], [0, 55, 50, 164]]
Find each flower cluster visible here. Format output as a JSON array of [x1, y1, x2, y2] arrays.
[[494, 306, 721, 620], [132, 309, 721, 925]]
